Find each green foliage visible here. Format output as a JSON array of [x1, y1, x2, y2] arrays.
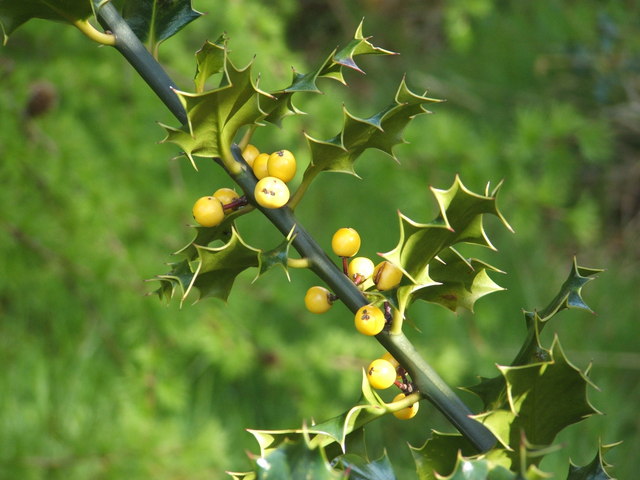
[[162, 20, 397, 171], [0, 0, 92, 43], [303, 78, 441, 177], [157, 227, 259, 304], [477, 339, 599, 468], [229, 260, 605, 478], [381, 177, 510, 321], [111, 0, 201, 53], [161, 33, 271, 168], [567, 444, 618, 480], [338, 452, 396, 480]]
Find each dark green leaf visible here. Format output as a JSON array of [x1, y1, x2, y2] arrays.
[[0, 0, 93, 44], [262, 21, 396, 125], [537, 257, 603, 320], [567, 443, 619, 480], [513, 259, 602, 366], [111, 0, 201, 52]]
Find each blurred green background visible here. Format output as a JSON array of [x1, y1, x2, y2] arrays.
[[1, 0, 639, 478]]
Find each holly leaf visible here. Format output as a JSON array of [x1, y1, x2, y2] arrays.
[[0, 0, 93, 44], [337, 452, 397, 480], [536, 257, 603, 321], [253, 439, 341, 480], [473, 338, 601, 469], [247, 371, 389, 462], [302, 78, 441, 177], [466, 258, 602, 410], [254, 228, 296, 281], [410, 248, 505, 313], [226, 473, 256, 480], [154, 227, 259, 304], [194, 34, 226, 93], [109, 0, 201, 53], [261, 20, 396, 125], [514, 258, 602, 366], [330, 19, 397, 79], [410, 432, 477, 480], [567, 443, 618, 480], [161, 41, 273, 168], [439, 455, 516, 480], [382, 176, 511, 286]]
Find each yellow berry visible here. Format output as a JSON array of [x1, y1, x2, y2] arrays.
[[252, 152, 270, 179], [254, 176, 290, 209], [354, 305, 385, 336], [348, 257, 375, 283], [213, 188, 240, 212], [242, 144, 260, 167], [367, 358, 397, 389], [331, 228, 361, 257], [192, 196, 224, 227], [304, 286, 333, 314], [267, 149, 297, 182], [373, 261, 403, 290], [380, 352, 400, 370], [392, 393, 419, 420]]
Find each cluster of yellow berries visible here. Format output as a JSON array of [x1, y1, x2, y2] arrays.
[[304, 227, 403, 336], [242, 144, 296, 209], [191, 145, 297, 227], [304, 227, 418, 419], [192, 187, 241, 227], [368, 353, 419, 419]]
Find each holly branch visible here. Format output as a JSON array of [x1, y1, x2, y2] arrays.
[[94, 1, 497, 452]]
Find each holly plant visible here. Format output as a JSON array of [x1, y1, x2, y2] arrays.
[[0, 1, 618, 478]]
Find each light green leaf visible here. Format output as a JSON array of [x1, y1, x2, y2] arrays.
[[410, 432, 477, 480], [440, 455, 516, 480], [226, 472, 257, 480], [411, 248, 505, 312], [154, 227, 259, 304], [338, 452, 397, 480], [161, 46, 273, 168], [194, 34, 226, 93], [382, 176, 511, 285], [255, 439, 340, 480], [474, 338, 601, 469], [0, 0, 93, 44], [247, 371, 389, 461], [302, 78, 441, 177], [110, 0, 201, 52]]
